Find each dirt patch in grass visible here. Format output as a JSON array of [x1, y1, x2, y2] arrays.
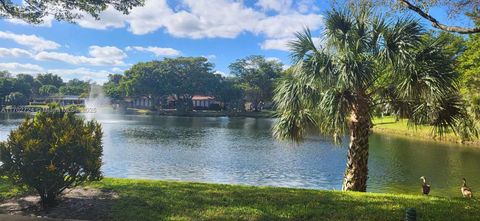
[[0, 187, 118, 221]]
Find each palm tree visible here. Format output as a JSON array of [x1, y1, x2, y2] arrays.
[[274, 8, 468, 191]]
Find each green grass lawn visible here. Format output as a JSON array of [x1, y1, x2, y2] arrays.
[[372, 116, 480, 144], [2, 177, 480, 220]]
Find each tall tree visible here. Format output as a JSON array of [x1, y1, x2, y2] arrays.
[[0, 77, 13, 105], [0, 0, 144, 24], [15, 74, 36, 98], [59, 79, 90, 96], [36, 73, 64, 89], [229, 55, 283, 111], [274, 8, 467, 191], [216, 77, 244, 111], [458, 34, 480, 120], [119, 57, 221, 110], [104, 74, 124, 100], [39, 85, 59, 97]]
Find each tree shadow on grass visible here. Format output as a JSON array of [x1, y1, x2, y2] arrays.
[[0, 187, 119, 221]]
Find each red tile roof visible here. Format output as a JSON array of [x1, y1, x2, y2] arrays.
[[192, 95, 215, 100]]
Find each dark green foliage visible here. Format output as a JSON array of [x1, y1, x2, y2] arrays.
[[229, 55, 283, 111], [0, 0, 144, 24], [0, 72, 90, 107], [458, 34, 480, 120], [39, 84, 58, 96], [5, 92, 27, 105], [0, 111, 103, 207], [216, 78, 244, 111], [0, 76, 13, 105], [36, 73, 64, 89], [105, 57, 245, 110], [104, 74, 124, 100], [59, 79, 90, 96]]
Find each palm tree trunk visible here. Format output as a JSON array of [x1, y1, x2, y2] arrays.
[[342, 98, 371, 192]]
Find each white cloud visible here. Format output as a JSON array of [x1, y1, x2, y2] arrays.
[[265, 57, 283, 63], [47, 67, 113, 83], [202, 54, 216, 60], [256, 0, 293, 13], [77, 7, 126, 30], [125, 46, 181, 56], [254, 13, 323, 39], [0, 31, 60, 51], [7, 15, 55, 27], [296, 0, 320, 14], [76, 0, 324, 41], [0, 48, 32, 57], [261, 36, 324, 51], [215, 70, 229, 76], [35, 46, 126, 66], [260, 38, 294, 51], [111, 67, 124, 73], [0, 62, 44, 74]]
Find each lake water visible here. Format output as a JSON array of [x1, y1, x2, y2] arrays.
[[1, 113, 479, 197]]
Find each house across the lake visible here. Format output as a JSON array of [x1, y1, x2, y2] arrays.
[[192, 95, 222, 110], [30, 95, 85, 106], [119, 95, 222, 110], [122, 96, 161, 109]]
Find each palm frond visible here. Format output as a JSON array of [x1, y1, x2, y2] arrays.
[[381, 18, 423, 66], [409, 94, 466, 137], [325, 9, 354, 51], [273, 72, 318, 142], [289, 28, 320, 65], [395, 35, 457, 102], [316, 89, 353, 142]]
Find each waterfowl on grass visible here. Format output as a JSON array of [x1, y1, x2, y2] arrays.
[[461, 178, 473, 198], [420, 176, 430, 195]]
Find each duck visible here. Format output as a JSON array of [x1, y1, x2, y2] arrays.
[[461, 178, 473, 198], [420, 176, 430, 195]]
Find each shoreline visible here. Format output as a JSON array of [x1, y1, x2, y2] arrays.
[[123, 108, 275, 118], [372, 127, 480, 147], [372, 116, 480, 147]]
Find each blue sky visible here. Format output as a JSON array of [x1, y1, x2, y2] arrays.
[[0, 0, 472, 83]]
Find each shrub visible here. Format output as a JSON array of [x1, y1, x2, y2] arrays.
[[0, 110, 103, 208]]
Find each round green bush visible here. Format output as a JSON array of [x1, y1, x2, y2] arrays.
[[0, 111, 103, 208]]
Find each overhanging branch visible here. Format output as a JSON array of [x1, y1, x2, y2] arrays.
[[399, 0, 480, 34]]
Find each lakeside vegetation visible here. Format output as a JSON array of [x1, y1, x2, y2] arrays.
[[1, 177, 480, 221], [372, 116, 480, 145]]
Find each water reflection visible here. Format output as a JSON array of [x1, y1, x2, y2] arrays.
[[1, 114, 479, 197]]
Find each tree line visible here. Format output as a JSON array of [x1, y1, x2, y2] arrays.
[[103, 56, 284, 111], [0, 72, 90, 106]]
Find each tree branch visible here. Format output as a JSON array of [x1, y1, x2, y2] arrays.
[[0, 0, 16, 16], [399, 0, 480, 34]]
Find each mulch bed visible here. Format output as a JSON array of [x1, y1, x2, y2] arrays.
[[0, 187, 118, 221]]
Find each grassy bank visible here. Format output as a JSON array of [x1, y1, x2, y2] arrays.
[[372, 116, 479, 145], [2, 178, 480, 220]]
